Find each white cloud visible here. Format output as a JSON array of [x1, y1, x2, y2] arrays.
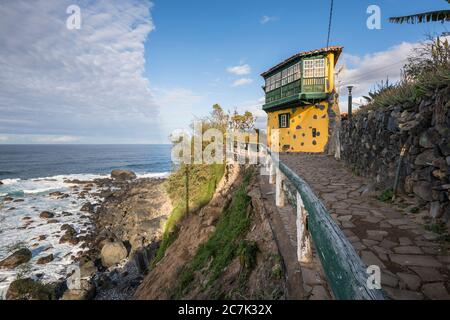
[[232, 78, 253, 87], [227, 64, 251, 76], [0, 134, 80, 144], [0, 0, 164, 143], [32, 135, 80, 143], [153, 87, 204, 134], [337, 41, 421, 112], [260, 15, 278, 24], [234, 97, 267, 129], [154, 88, 203, 106]]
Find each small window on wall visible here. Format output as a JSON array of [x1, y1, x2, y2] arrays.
[[278, 113, 290, 128]]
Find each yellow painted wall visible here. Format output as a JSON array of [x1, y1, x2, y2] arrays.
[[265, 51, 339, 153], [267, 101, 329, 153], [326, 52, 335, 93]]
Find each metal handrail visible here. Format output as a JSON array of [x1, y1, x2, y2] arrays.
[[263, 146, 386, 300]]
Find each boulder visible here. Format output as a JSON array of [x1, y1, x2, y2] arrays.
[[60, 280, 95, 300], [79, 258, 98, 278], [413, 181, 432, 201], [39, 211, 54, 219], [48, 191, 65, 198], [80, 202, 94, 213], [36, 254, 54, 265], [0, 180, 3, 185], [419, 129, 440, 149], [111, 169, 136, 181], [430, 202, 444, 219], [439, 140, 450, 156], [414, 150, 437, 166], [101, 241, 128, 267], [0, 248, 32, 269], [59, 226, 78, 245], [6, 278, 55, 300]]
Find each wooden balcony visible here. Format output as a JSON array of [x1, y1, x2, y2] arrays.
[[263, 77, 328, 111]]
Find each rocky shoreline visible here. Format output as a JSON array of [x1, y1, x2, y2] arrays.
[[1, 170, 172, 300]]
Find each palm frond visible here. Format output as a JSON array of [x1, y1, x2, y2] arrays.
[[389, 10, 450, 24]]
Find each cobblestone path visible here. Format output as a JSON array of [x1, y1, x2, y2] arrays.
[[259, 175, 332, 300], [281, 153, 450, 300]]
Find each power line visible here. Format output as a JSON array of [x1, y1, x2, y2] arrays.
[[326, 0, 334, 49], [340, 57, 408, 86]]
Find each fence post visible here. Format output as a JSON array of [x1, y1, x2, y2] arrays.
[[296, 191, 312, 263], [276, 168, 285, 207], [269, 160, 276, 184]]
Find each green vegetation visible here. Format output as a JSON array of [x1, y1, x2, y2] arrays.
[[389, 1, 450, 24], [238, 240, 259, 272], [152, 164, 224, 267], [409, 206, 420, 214], [378, 188, 394, 203], [425, 222, 450, 243], [6, 278, 57, 300], [173, 169, 254, 298], [361, 37, 450, 111], [151, 104, 256, 268], [6, 241, 27, 253], [270, 253, 284, 280]]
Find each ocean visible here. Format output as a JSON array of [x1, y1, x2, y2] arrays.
[[0, 144, 172, 298]]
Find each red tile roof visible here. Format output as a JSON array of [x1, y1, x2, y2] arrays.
[[261, 46, 343, 77]]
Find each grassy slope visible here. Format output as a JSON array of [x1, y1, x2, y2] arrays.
[[173, 169, 255, 298], [152, 164, 225, 266]]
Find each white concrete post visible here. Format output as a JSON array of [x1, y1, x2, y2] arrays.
[[296, 191, 312, 264], [269, 160, 276, 184], [275, 168, 285, 207]]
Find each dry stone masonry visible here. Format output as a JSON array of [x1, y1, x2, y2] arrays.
[[340, 87, 450, 224]]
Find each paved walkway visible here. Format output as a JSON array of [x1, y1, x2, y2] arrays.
[[258, 174, 332, 300], [281, 153, 450, 300]]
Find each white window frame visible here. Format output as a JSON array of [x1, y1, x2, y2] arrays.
[[279, 113, 289, 128], [303, 58, 325, 78], [314, 59, 325, 77], [266, 62, 301, 92]]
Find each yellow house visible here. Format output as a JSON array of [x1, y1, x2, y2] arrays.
[[261, 46, 343, 153]]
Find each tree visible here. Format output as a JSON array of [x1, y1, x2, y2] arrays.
[[389, 0, 450, 24], [230, 110, 256, 131]]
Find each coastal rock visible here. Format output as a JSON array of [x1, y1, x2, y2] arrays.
[[6, 278, 55, 300], [79, 258, 98, 278], [48, 191, 68, 199], [39, 211, 54, 219], [101, 241, 128, 267], [59, 226, 79, 245], [61, 280, 95, 300], [111, 169, 136, 181], [36, 254, 54, 265], [0, 180, 3, 185], [0, 248, 32, 269], [80, 202, 94, 213]]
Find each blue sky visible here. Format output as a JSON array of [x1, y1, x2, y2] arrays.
[[0, 0, 448, 144]]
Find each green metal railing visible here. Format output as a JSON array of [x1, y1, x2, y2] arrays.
[[264, 147, 386, 300]]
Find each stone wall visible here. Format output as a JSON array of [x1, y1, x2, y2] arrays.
[[339, 87, 450, 222]]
